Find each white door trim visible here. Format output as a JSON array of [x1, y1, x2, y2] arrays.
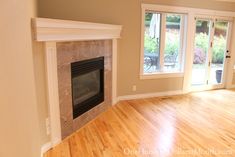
[[226, 20, 235, 88]]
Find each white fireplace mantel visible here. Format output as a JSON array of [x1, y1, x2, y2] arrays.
[[32, 18, 122, 149], [32, 18, 122, 41]]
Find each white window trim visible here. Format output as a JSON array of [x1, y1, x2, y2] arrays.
[[140, 5, 187, 79], [159, 13, 166, 70]]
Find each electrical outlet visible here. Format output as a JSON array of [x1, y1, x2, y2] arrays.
[[46, 118, 51, 135], [132, 85, 137, 91]]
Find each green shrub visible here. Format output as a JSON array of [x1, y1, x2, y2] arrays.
[[144, 32, 179, 55], [195, 33, 226, 64], [144, 34, 159, 53], [144, 31, 226, 64], [195, 33, 209, 53], [212, 35, 226, 63], [165, 32, 179, 56]]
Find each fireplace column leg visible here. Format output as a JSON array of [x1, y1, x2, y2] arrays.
[[44, 42, 62, 146], [112, 39, 118, 105]]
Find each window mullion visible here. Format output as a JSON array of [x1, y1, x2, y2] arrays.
[[160, 13, 166, 71], [178, 15, 185, 71]]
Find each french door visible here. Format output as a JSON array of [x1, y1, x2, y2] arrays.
[[191, 17, 232, 91]]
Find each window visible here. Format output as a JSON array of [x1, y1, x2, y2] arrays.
[[142, 11, 187, 76]]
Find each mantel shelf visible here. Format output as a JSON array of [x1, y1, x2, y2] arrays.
[[32, 18, 122, 42]]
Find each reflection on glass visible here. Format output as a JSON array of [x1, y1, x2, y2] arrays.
[[164, 14, 181, 72], [72, 70, 100, 106], [192, 20, 211, 85], [209, 21, 228, 85], [144, 12, 161, 73]]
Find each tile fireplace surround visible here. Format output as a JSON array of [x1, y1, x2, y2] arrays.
[[32, 18, 122, 145], [57, 40, 112, 138]]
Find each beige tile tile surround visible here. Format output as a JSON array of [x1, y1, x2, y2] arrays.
[[57, 40, 112, 139]]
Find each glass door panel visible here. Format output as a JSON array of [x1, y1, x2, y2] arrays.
[[192, 20, 211, 85], [209, 21, 229, 85]]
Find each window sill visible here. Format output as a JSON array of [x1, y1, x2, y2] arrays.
[[140, 72, 184, 80]]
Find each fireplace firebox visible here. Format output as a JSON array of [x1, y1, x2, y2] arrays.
[[71, 57, 104, 119]]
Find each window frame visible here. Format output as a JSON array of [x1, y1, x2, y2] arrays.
[[140, 5, 188, 79]]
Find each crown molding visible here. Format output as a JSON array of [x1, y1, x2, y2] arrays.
[[32, 18, 122, 42]]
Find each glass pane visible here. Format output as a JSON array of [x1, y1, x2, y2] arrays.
[[209, 21, 228, 84], [192, 20, 211, 85], [144, 12, 161, 73], [72, 70, 100, 106], [164, 14, 182, 72]]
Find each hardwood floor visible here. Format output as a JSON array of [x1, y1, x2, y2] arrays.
[[44, 89, 235, 157]]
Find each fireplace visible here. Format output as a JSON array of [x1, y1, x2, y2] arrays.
[[71, 57, 104, 119], [32, 18, 122, 142]]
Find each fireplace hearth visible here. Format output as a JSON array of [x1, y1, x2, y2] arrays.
[[71, 57, 104, 119]]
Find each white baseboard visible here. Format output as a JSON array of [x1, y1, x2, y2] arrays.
[[117, 90, 184, 101], [41, 142, 52, 157], [51, 138, 61, 147], [112, 97, 118, 106]]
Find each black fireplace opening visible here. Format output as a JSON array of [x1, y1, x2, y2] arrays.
[[71, 57, 104, 119]]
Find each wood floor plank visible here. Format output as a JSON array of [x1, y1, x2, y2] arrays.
[[44, 89, 235, 157]]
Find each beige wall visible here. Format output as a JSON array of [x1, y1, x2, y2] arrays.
[[38, 0, 235, 96], [0, 0, 42, 157], [233, 73, 235, 84]]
